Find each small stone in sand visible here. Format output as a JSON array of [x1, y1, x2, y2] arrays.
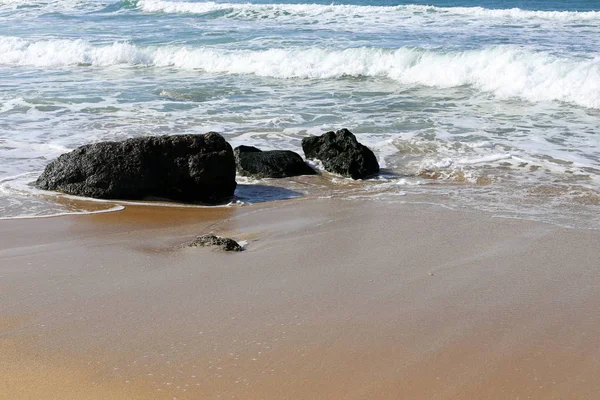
[[189, 235, 244, 252]]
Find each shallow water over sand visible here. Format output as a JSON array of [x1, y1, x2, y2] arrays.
[[0, 0, 599, 228]]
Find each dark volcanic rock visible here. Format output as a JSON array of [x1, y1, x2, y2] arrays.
[[234, 145, 316, 178], [35, 132, 237, 204], [189, 234, 243, 252], [301, 128, 379, 179]]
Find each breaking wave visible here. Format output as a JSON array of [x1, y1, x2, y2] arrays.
[[137, 0, 600, 22], [1, 36, 599, 109]]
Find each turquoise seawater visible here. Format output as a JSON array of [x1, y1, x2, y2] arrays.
[[0, 0, 599, 227]]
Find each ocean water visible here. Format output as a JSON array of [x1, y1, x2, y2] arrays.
[[0, 0, 599, 227]]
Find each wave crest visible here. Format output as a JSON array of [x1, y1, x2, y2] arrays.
[[1, 36, 598, 109], [137, 0, 600, 22]]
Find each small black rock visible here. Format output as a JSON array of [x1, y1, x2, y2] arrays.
[[234, 145, 316, 178], [189, 235, 244, 252], [301, 129, 379, 179]]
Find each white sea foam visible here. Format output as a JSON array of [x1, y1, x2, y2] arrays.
[[0, 37, 148, 67], [0, 0, 35, 5], [0, 0, 54, 7], [430, 5, 600, 20], [0, 0, 92, 14], [1, 37, 599, 109], [137, 0, 600, 22], [458, 153, 513, 165], [0, 205, 125, 220]]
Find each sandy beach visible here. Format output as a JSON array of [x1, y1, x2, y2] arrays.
[[1, 198, 599, 399]]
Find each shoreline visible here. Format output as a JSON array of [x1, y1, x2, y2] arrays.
[[3, 171, 600, 231], [2, 198, 600, 399]]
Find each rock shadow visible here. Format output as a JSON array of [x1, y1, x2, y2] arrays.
[[234, 184, 303, 204]]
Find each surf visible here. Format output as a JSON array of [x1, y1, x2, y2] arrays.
[[1, 37, 598, 109], [136, 0, 600, 22]]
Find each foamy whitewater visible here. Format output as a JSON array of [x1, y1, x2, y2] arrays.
[[0, 0, 599, 227]]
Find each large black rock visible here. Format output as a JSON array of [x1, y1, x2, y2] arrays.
[[35, 132, 237, 204], [301, 129, 379, 179], [234, 145, 316, 178]]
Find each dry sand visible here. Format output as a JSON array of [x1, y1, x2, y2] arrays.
[[1, 198, 599, 399]]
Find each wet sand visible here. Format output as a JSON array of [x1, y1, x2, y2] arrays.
[[1, 198, 600, 399]]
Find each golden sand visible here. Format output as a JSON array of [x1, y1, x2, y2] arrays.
[[1, 199, 599, 399]]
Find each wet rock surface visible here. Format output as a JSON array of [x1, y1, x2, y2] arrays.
[[35, 132, 237, 204], [302, 128, 379, 179], [188, 234, 244, 252], [234, 145, 316, 178]]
